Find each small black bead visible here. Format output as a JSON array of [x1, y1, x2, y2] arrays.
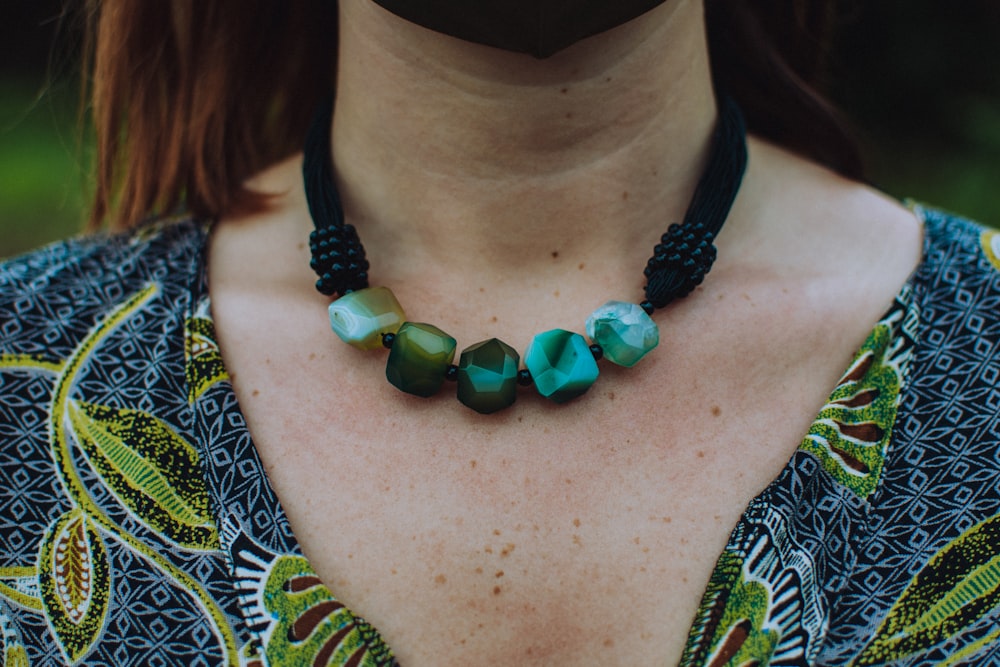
[[640, 301, 655, 315], [517, 369, 533, 387], [589, 344, 604, 361], [445, 365, 459, 382], [382, 333, 396, 348]]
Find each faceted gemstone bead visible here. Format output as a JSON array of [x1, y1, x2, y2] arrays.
[[524, 329, 599, 404], [457, 338, 520, 414], [328, 286, 406, 350], [385, 322, 457, 397], [585, 301, 659, 368]]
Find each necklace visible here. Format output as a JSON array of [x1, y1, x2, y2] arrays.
[[305, 94, 747, 413]]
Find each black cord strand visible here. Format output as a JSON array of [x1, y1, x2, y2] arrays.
[[303, 93, 746, 304], [304, 95, 370, 296], [643, 94, 747, 308]]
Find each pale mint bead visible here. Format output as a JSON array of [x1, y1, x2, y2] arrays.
[[585, 301, 659, 367], [524, 329, 599, 404], [328, 286, 406, 350]]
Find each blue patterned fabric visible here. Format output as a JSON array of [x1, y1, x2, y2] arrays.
[[0, 209, 998, 665]]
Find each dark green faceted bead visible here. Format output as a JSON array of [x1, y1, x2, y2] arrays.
[[524, 329, 599, 404], [385, 322, 457, 398], [457, 338, 520, 414]]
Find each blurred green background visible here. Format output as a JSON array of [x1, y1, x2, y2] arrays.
[[1, 1, 998, 259]]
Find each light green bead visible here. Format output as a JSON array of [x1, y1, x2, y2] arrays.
[[385, 322, 457, 398], [585, 300, 659, 367], [524, 329, 599, 404], [457, 338, 520, 414], [328, 286, 406, 350]]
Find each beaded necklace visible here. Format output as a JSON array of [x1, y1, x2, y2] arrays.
[[305, 94, 747, 413]]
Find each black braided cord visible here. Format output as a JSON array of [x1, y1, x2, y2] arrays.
[[304, 93, 747, 304], [643, 94, 747, 308], [305, 95, 369, 296]]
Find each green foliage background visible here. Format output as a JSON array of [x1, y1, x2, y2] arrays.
[[1, 2, 998, 259], [831, 1, 1000, 227]]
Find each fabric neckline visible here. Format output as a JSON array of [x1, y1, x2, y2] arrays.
[[190, 206, 932, 660]]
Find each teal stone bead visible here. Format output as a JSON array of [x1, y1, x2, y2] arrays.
[[385, 322, 457, 397], [585, 301, 659, 367], [524, 329, 599, 404], [457, 338, 520, 414], [328, 286, 406, 350]]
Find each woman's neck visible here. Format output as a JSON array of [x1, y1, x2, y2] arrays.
[[331, 0, 719, 278]]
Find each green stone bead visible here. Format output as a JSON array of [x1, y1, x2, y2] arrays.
[[524, 329, 599, 404], [328, 286, 406, 350], [585, 300, 659, 367], [457, 338, 520, 414], [385, 322, 457, 398]]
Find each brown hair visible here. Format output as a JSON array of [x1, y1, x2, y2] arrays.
[[83, 0, 336, 230], [84, 0, 861, 230], [705, 0, 863, 179]]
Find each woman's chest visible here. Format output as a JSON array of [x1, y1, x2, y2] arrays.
[[210, 255, 897, 663], [228, 333, 846, 665], [255, 424, 768, 664]]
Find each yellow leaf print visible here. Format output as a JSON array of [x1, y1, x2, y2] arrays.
[[38, 510, 111, 664], [981, 229, 1000, 272], [68, 400, 219, 551], [800, 301, 910, 499], [185, 302, 229, 403], [852, 514, 1000, 665], [263, 556, 396, 667], [1, 607, 31, 667], [0, 567, 42, 611], [4, 644, 29, 667]]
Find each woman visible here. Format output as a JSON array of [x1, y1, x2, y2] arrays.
[[1, 0, 998, 664]]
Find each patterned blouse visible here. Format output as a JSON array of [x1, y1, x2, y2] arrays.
[[1, 207, 999, 666]]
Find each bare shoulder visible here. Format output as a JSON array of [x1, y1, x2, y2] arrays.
[[738, 137, 923, 271], [720, 138, 924, 320]]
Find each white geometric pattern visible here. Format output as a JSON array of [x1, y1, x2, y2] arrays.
[[1, 211, 999, 664]]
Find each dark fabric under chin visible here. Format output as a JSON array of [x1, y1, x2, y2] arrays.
[[371, 0, 667, 58]]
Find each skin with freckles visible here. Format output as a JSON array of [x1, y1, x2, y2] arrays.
[[207, 0, 923, 664]]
